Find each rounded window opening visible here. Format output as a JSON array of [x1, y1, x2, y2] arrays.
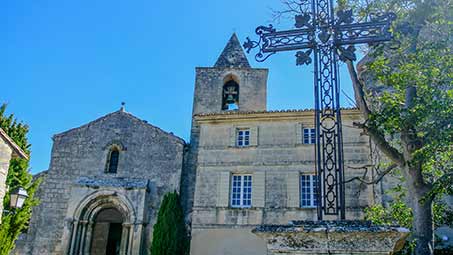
[[106, 147, 120, 174], [222, 80, 239, 111]]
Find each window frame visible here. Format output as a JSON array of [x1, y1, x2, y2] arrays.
[[106, 147, 120, 174], [303, 128, 316, 144], [236, 128, 251, 147], [230, 174, 252, 208], [300, 174, 319, 208]]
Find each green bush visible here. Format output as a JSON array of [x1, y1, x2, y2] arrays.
[[150, 191, 189, 255], [0, 104, 40, 255]]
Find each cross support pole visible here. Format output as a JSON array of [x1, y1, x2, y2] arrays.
[[244, 0, 395, 220]]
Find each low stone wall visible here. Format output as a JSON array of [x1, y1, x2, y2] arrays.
[[253, 220, 409, 255]]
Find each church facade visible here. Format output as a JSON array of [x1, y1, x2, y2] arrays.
[[16, 110, 185, 254], [16, 34, 387, 255]]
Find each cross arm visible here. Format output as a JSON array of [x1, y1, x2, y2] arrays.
[[334, 13, 396, 46], [243, 25, 314, 62]]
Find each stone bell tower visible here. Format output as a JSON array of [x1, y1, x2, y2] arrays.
[[192, 33, 269, 115], [181, 33, 269, 219]]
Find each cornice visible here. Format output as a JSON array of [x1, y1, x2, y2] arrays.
[[194, 108, 361, 123]]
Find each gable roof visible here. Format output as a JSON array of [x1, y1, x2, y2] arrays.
[[0, 128, 29, 159], [214, 33, 251, 68], [53, 109, 185, 144]]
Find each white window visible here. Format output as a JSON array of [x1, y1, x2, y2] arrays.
[[303, 128, 316, 144], [231, 174, 252, 208], [236, 129, 250, 147], [300, 174, 319, 208]]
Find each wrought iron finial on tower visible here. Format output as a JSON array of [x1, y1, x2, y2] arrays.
[[120, 102, 126, 112], [244, 0, 395, 220]]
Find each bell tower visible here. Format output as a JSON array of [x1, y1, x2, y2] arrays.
[[181, 34, 269, 219], [192, 33, 268, 115]]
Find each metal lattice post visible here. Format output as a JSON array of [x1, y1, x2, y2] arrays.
[[243, 0, 395, 220]]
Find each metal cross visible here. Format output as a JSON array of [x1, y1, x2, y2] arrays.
[[243, 0, 395, 220]]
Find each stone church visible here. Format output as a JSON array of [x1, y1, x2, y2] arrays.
[[15, 34, 391, 255]]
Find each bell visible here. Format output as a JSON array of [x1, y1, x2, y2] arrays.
[[225, 94, 235, 104]]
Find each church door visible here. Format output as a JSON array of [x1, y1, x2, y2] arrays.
[[90, 208, 124, 255], [105, 223, 122, 254]]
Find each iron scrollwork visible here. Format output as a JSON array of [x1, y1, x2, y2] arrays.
[[296, 49, 312, 66], [245, 0, 396, 220], [243, 25, 278, 62], [295, 13, 312, 28]]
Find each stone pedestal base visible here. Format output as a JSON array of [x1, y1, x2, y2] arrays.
[[253, 220, 409, 255]]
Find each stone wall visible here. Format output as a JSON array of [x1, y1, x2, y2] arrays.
[[0, 140, 13, 223], [90, 223, 109, 255], [183, 64, 269, 224], [254, 221, 409, 255], [191, 228, 267, 255], [192, 67, 268, 115], [16, 110, 184, 255], [190, 109, 377, 255]]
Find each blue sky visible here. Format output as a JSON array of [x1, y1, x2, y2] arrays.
[[2, 0, 355, 173]]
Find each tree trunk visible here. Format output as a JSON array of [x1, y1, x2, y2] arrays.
[[348, 57, 436, 255], [404, 167, 434, 255]]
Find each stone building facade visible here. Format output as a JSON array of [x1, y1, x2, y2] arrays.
[[16, 110, 184, 254], [188, 34, 380, 255], [16, 34, 408, 255], [0, 128, 28, 223]]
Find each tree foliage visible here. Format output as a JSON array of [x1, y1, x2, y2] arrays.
[[273, 0, 452, 254], [0, 104, 40, 255], [150, 191, 189, 255], [349, 0, 452, 253], [365, 192, 413, 228]]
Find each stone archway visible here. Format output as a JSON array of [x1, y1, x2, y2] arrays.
[[90, 208, 124, 255], [67, 191, 137, 255]]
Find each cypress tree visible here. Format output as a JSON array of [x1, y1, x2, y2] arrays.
[[151, 191, 188, 255], [0, 104, 40, 255]]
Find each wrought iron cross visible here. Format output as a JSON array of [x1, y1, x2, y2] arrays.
[[243, 0, 395, 220]]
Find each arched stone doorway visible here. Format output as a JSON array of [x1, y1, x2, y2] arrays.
[[66, 191, 138, 255], [91, 208, 124, 255]]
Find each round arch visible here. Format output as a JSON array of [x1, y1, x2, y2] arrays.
[[222, 73, 240, 111], [223, 73, 240, 84], [67, 190, 137, 255], [73, 190, 136, 224]]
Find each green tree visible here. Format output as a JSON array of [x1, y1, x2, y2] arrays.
[[346, 1, 453, 254], [365, 183, 453, 254], [274, 0, 453, 254], [150, 191, 189, 255], [0, 104, 40, 255], [345, 1, 453, 254]]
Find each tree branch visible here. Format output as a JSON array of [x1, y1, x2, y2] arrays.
[[354, 122, 405, 165], [344, 163, 398, 184], [346, 58, 372, 117], [346, 59, 406, 166], [270, 0, 304, 22]]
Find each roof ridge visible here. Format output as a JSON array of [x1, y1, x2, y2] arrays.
[[0, 128, 29, 159], [53, 110, 185, 144], [214, 33, 251, 68]]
